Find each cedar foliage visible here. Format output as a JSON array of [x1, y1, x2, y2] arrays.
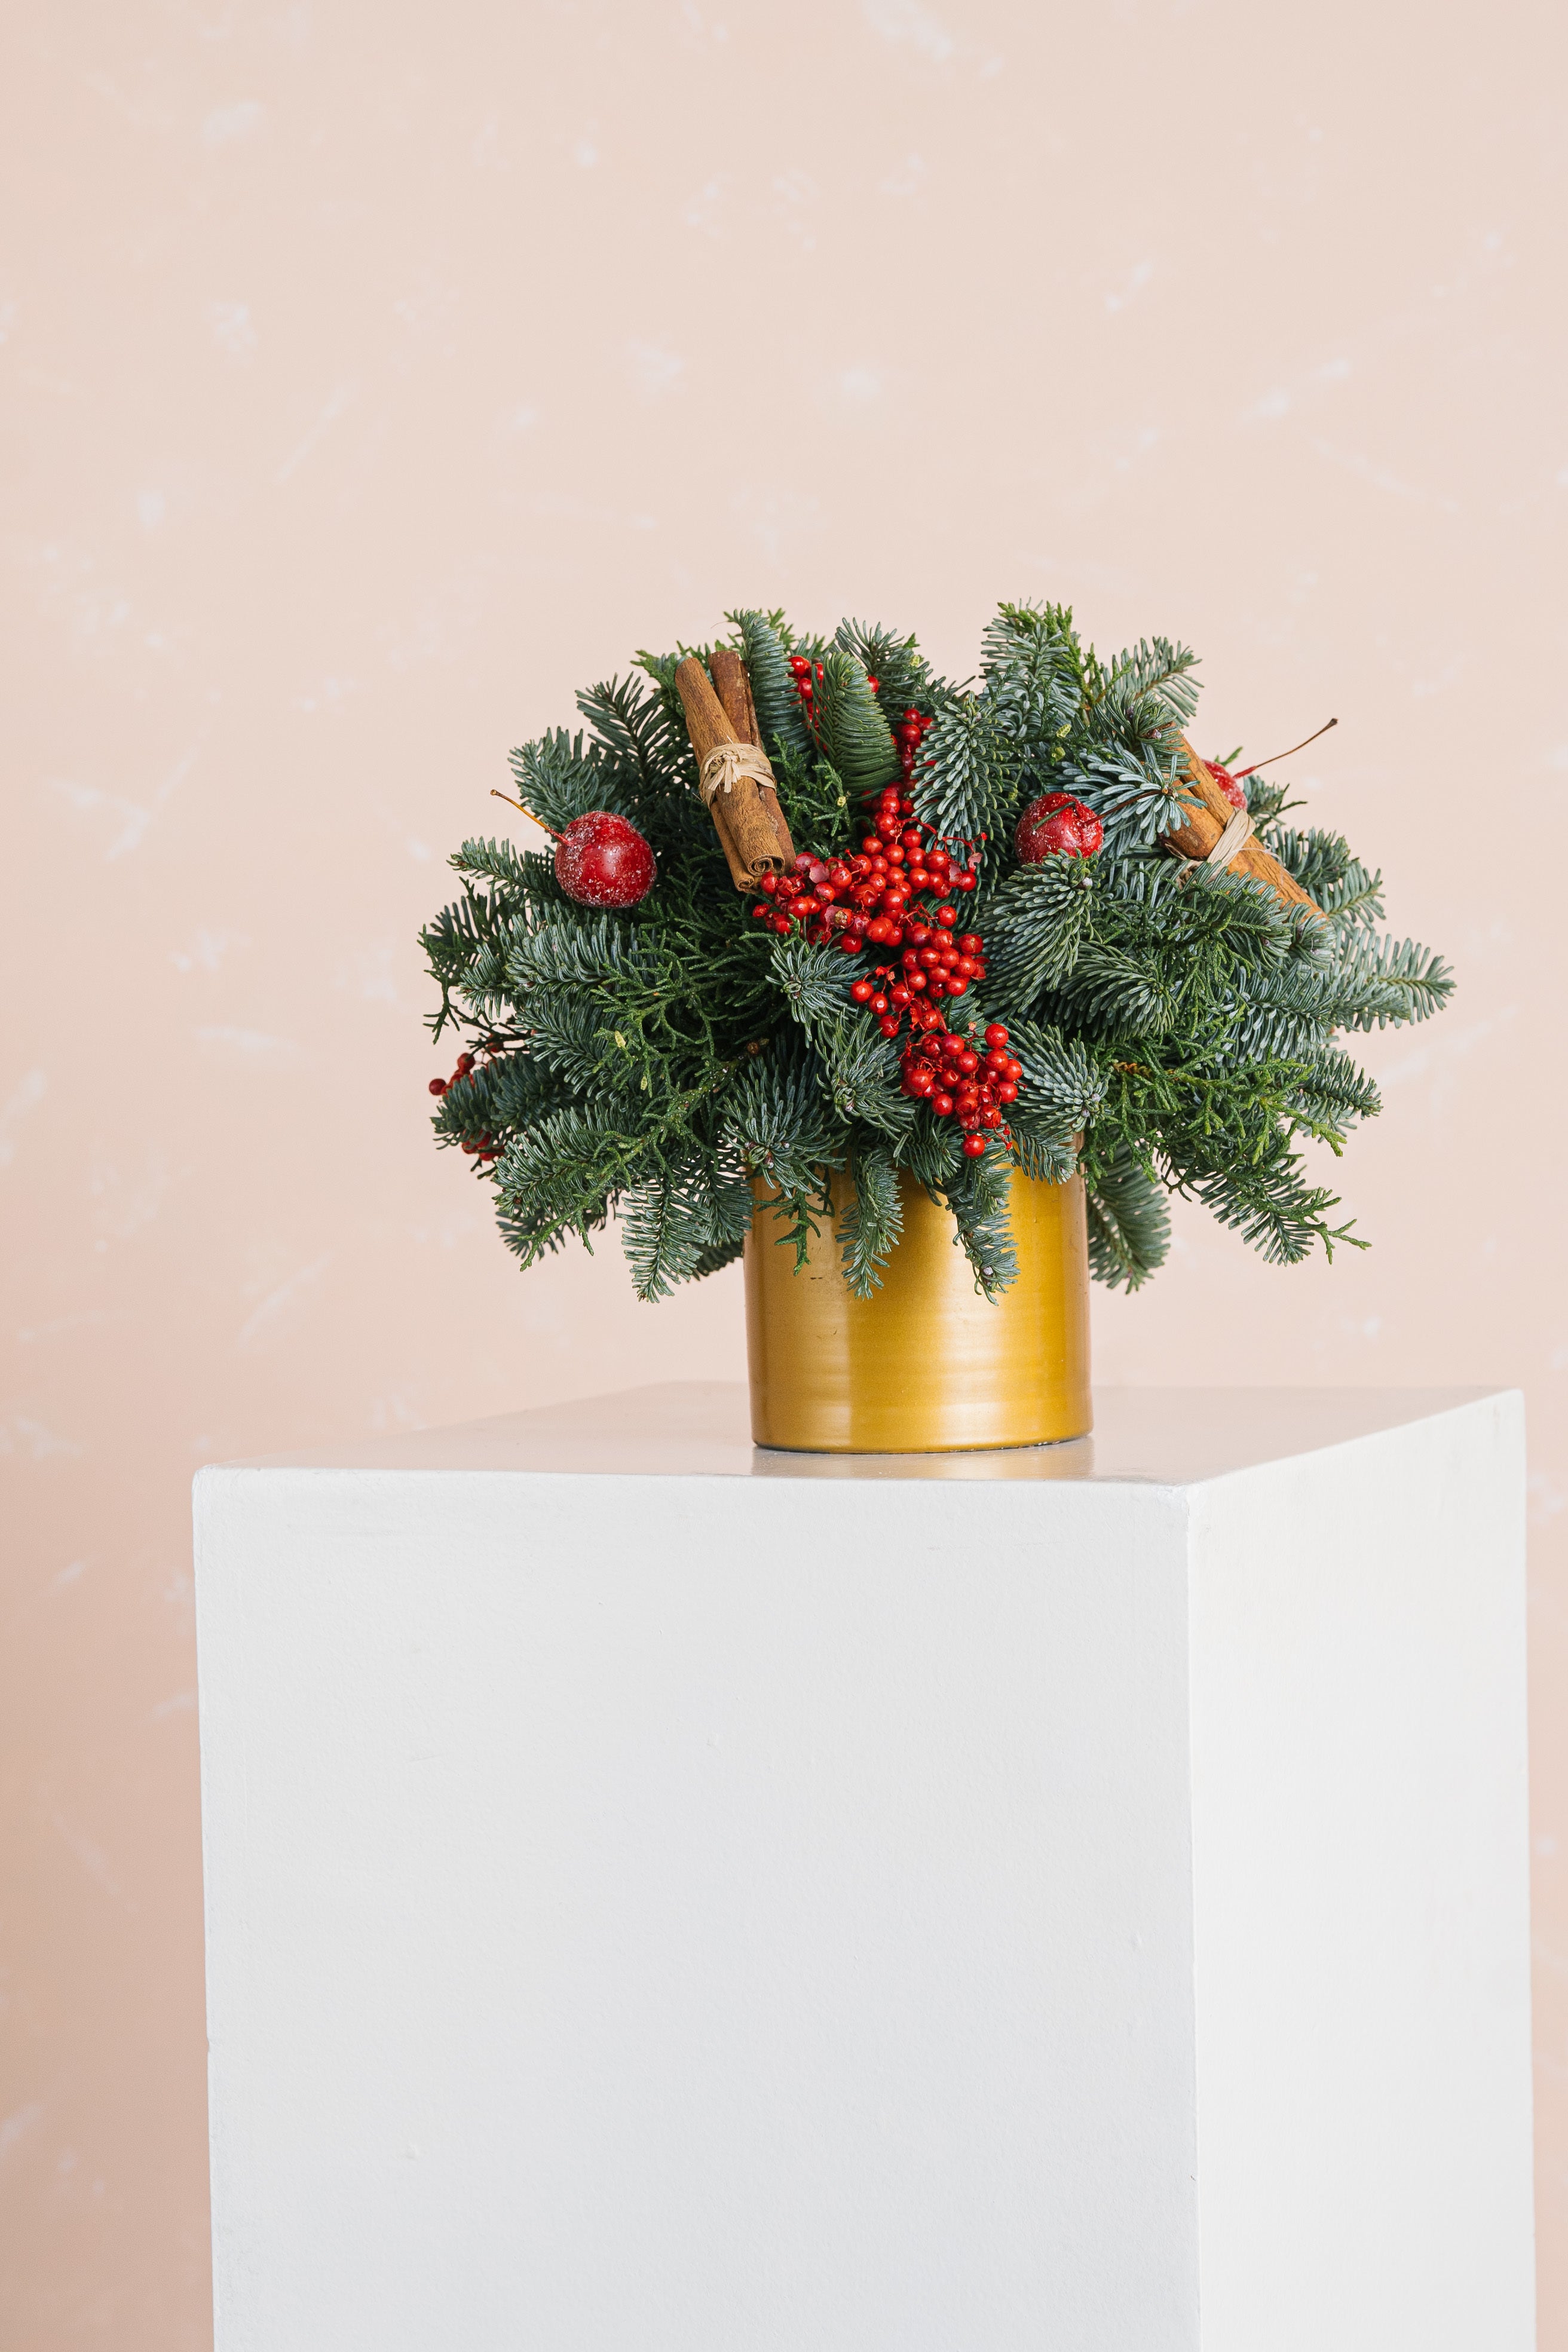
[[421, 604, 1452, 1301]]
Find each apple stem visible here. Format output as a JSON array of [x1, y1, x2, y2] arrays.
[[491, 788, 561, 840], [1235, 718, 1338, 778]]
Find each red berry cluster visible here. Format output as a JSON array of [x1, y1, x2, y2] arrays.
[[899, 1022, 1021, 1156], [749, 778, 979, 957], [749, 776, 1021, 1154], [786, 651, 823, 727], [428, 1052, 500, 1160]]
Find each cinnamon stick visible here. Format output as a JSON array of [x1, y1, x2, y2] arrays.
[[1164, 737, 1322, 917], [674, 656, 789, 889], [709, 647, 795, 864]]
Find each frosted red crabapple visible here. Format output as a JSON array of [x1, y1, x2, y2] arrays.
[[554, 810, 657, 909], [1014, 791, 1104, 862]]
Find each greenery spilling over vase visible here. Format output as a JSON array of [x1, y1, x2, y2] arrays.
[[419, 605, 1451, 1301]]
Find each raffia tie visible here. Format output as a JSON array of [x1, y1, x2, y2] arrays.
[[1175, 804, 1254, 883], [699, 742, 779, 808]]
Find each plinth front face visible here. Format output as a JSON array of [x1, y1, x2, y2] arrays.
[[745, 1168, 1092, 1453]]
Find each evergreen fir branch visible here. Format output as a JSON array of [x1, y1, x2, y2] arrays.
[[1315, 863, 1386, 927], [1235, 930, 1453, 1044], [981, 856, 1098, 1003], [1340, 934, 1454, 1027], [575, 672, 686, 795], [1261, 825, 1383, 917], [1281, 1046, 1382, 1131], [1168, 1123, 1364, 1267], [834, 618, 929, 724], [618, 1163, 709, 1300], [980, 602, 1082, 751], [492, 1107, 634, 1266], [899, 1119, 964, 1194], [508, 728, 640, 831], [768, 932, 859, 1028], [504, 914, 654, 994], [1056, 752, 1190, 855], [620, 1154, 753, 1301], [727, 608, 814, 769], [1009, 1130, 1082, 1186], [819, 1021, 914, 1141], [1006, 1018, 1108, 1135], [1054, 938, 1181, 1037], [909, 696, 1021, 855], [419, 889, 513, 1033], [433, 1052, 569, 1146], [768, 934, 920, 1137], [1241, 776, 1302, 823], [813, 646, 901, 800], [1080, 1140, 1171, 1291], [723, 1038, 845, 1196], [942, 1152, 1018, 1299], [1091, 636, 1201, 755], [837, 1144, 904, 1298], [774, 748, 855, 849], [451, 834, 552, 900]]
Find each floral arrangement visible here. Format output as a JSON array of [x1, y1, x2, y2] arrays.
[[420, 605, 1450, 1300]]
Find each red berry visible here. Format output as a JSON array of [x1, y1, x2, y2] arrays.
[[850, 979, 875, 1003], [985, 1024, 1009, 1048], [554, 810, 657, 908], [933, 1092, 954, 1117], [1015, 792, 1104, 863], [935, 905, 958, 930], [962, 1134, 987, 1157], [866, 675, 880, 692], [428, 1077, 447, 1095]]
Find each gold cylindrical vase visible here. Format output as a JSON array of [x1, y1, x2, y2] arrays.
[[745, 1167, 1092, 1454]]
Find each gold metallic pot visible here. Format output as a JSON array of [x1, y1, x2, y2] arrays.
[[745, 1168, 1092, 1454]]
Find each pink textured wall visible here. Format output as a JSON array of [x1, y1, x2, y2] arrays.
[[4, 1, 1565, 2339]]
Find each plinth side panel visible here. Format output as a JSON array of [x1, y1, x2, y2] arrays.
[[1187, 1393, 1533, 2351]]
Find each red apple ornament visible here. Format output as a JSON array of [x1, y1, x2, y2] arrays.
[[1205, 760, 1248, 812], [554, 810, 656, 909], [1015, 791, 1104, 862]]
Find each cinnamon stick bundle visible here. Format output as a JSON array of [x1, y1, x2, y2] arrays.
[[1163, 737, 1322, 917], [675, 654, 794, 888]]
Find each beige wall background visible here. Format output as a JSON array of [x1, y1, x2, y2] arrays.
[[4, 0, 1566, 2340]]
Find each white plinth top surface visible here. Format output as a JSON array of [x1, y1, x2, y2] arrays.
[[239, 1379, 1498, 1485]]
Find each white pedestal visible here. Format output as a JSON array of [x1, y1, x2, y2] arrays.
[[195, 1385, 1534, 2352]]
